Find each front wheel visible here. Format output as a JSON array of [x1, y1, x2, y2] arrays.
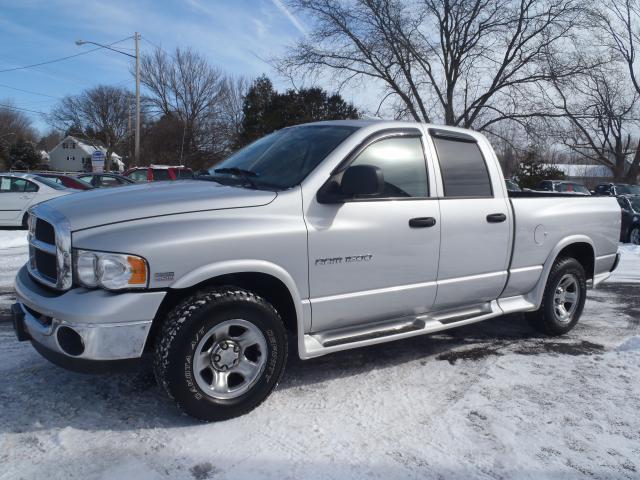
[[630, 226, 640, 245], [526, 257, 587, 335], [154, 287, 288, 421]]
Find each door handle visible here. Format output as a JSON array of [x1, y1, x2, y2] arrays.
[[486, 213, 507, 223], [20, 195, 31, 200], [409, 217, 437, 228]]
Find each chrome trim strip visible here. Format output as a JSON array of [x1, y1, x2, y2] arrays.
[[437, 270, 506, 285], [310, 280, 437, 304], [509, 265, 543, 274], [29, 238, 56, 255]]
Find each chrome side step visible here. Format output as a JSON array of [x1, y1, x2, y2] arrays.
[[303, 301, 502, 359], [317, 318, 426, 348]]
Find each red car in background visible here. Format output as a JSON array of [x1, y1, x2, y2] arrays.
[[124, 165, 194, 182], [35, 173, 94, 190]]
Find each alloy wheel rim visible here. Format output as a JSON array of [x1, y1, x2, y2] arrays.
[[193, 319, 268, 400], [553, 273, 580, 324]]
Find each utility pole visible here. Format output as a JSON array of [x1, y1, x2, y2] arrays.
[[75, 33, 142, 166], [134, 32, 141, 166]]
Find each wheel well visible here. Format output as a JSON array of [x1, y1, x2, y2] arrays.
[[557, 242, 594, 280], [145, 272, 298, 352]]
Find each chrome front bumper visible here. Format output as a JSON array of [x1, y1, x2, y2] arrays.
[[13, 265, 166, 361]]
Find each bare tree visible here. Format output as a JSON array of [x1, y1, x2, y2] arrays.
[[139, 47, 226, 163], [204, 75, 249, 162], [544, 64, 640, 181], [279, 0, 585, 131], [49, 86, 130, 171], [597, 0, 640, 95], [594, 0, 640, 181], [0, 101, 37, 141]]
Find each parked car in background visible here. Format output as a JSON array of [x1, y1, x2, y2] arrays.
[[124, 165, 194, 182], [505, 178, 521, 192], [617, 194, 640, 244], [76, 173, 136, 188], [594, 183, 640, 197], [0, 173, 74, 227], [36, 173, 93, 191], [538, 180, 591, 195]]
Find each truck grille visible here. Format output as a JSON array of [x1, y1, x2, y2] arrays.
[[34, 248, 57, 281], [27, 207, 72, 291], [35, 218, 55, 244]]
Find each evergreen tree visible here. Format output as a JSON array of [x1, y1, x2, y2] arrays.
[[9, 139, 41, 170], [236, 75, 359, 148]]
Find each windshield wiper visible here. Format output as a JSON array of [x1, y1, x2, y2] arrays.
[[213, 167, 259, 188]]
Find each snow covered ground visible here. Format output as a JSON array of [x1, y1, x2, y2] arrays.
[[608, 244, 640, 284], [0, 230, 639, 479], [0, 230, 27, 314]]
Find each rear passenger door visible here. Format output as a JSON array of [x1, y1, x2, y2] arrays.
[[428, 129, 512, 308], [0, 177, 36, 223]]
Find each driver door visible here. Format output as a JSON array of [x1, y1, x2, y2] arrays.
[[305, 131, 441, 333]]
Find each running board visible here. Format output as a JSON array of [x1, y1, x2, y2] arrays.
[[302, 301, 502, 359], [318, 318, 426, 348]]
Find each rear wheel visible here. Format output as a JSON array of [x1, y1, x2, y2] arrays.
[[154, 287, 288, 421], [21, 213, 29, 229], [526, 257, 587, 335], [630, 226, 640, 245]]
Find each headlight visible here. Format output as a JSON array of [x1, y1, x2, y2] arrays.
[[73, 249, 148, 290]]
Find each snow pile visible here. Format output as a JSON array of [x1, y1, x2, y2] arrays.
[[0, 230, 28, 292], [606, 244, 640, 284], [0, 230, 28, 249], [617, 336, 640, 352]]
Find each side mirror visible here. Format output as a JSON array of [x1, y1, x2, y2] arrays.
[[340, 165, 384, 197], [317, 164, 384, 204]]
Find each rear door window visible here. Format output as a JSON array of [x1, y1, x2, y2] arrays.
[[153, 169, 171, 181], [128, 170, 148, 182], [101, 176, 120, 187], [10, 178, 28, 192], [432, 136, 492, 197]]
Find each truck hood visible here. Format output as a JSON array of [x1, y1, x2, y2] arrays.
[[37, 180, 277, 231]]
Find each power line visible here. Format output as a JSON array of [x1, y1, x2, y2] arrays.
[[0, 36, 133, 74], [0, 82, 60, 99], [142, 36, 169, 55], [0, 103, 47, 115]]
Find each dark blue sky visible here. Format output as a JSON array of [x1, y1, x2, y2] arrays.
[[0, 0, 308, 133]]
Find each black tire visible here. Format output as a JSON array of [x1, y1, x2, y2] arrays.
[[629, 226, 640, 245], [526, 257, 587, 336], [21, 213, 29, 230], [154, 287, 288, 421]]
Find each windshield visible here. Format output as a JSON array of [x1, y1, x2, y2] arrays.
[[34, 176, 68, 190], [208, 125, 358, 189], [616, 184, 640, 195]]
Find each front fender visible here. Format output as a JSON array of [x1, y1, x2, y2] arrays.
[[170, 258, 309, 334]]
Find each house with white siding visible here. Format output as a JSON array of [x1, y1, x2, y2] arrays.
[[47, 136, 124, 172]]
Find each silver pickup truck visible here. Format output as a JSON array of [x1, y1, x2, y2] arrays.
[[12, 120, 620, 421]]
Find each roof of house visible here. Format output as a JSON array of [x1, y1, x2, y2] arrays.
[[52, 135, 123, 160]]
